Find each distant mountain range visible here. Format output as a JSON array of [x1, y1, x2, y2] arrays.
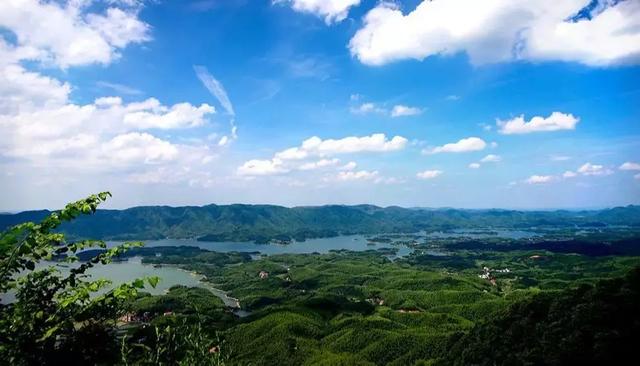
[[1, 204, 639, 242]]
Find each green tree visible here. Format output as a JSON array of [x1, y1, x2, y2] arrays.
[[0, 192, 159, 365]]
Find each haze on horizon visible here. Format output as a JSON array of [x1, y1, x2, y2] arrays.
[[1, 0, 639, 211]]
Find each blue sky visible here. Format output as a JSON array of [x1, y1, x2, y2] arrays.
[[0, 0, 639, 210]]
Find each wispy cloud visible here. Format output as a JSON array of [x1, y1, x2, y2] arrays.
[[194, 65, 235, 115], [97, 81, 143, 95], [287, 56, 333, 81]]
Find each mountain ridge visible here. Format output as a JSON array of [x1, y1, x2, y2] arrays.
[[1, 204, 638, 243]]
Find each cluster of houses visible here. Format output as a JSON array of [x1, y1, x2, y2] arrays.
[[478, 266, 511, 286]]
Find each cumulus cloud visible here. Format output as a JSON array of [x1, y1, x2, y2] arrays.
[[336, 170, 379, 181], [299, 158, 340, 171], [0, 96, 217, 171], [274, 0, 361, 24], [238, 134, 406, 176], [480, 154, 501, 163], [0, 4, 228, 188], [391, 105, 423, 117], [349, 0, 640, 67], [0, 0, 150, 68], [0, 61, 71, 114], [416, 170, 443, 180], [525, 175, 554, 184], [289, 133, 408, 157], [339, 161, 357, 171], [237, 158, 289, 176], [577, 162, 613, 176], [350, 102, 386, 115], [102, 132, 179, 165], [423, 137, 486, 154], [523, 162, 615, 185], [620, 162, 640, 171], [123, 100, 215, 129], [497, 112, 579, 134]]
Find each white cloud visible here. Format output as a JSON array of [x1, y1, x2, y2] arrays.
[[97, 81, 143, 95], [619, 162, 640, 171], [217, 121, 238, 147], [123, 100, 215, 129], [468, 163, 480, 169], [194, 65, 235, 116], [551, 155, 572, 161], [374, 176, 405, 185], [349, 0, 640, 67], [563, 170, 577, 178], [238, 134, 406, 177], [391, 105, 423, 117], [577, 162, 613, 176], [0, 61, 71, 114], [275, 147, 310, 161], [423, 137, 486, 154], [445, 95, 460, 101], [0, 98, 217, 169], [274, 0, 361, 24], [336, 170, 379, 181], [102, 132, 179, 165], [299, 158, 340, 171], [0, 0, 150, 68], [0, 1, 235, 197], [480, 154, 501, 163], [525, 175, 554, 184], [350, 102, 386, 115], [497, 112, 579, 134], [478, 123, 492, 131], [416, 170, 443, 180], [339, 161, 357, 171], [296, 133, 407, 156], [237, 158, 289, 176]]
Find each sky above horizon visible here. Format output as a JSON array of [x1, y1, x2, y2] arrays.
[[0, 0, 639, 211]]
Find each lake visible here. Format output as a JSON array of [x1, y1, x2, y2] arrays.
[[108, 234, 416, 257], [0, 257, 205, 304]]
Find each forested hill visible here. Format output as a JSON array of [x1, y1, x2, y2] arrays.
[[444, 267, 640, 365], [0, 204, 639, 242]]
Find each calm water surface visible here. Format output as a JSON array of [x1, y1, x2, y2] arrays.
[[109, 234, 415, 256]]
